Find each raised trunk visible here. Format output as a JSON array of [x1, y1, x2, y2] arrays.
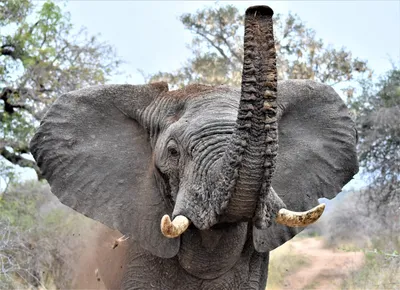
[[168, 6, 281, 231], [164, 7, 326, 234], [218, 6, 279, 219]]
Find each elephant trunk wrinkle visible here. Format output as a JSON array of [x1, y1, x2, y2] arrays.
[[214, 6, 282, 224]]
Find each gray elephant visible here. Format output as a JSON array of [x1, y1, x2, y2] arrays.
[[30, 6, 358, 290]]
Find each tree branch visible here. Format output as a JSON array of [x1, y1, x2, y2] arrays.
[[0, 147, 43, 180], [194, 29, 232, 65], [0, 45, 18, 60], [0, 87, 26, 114], [216, 14, 242, 64]]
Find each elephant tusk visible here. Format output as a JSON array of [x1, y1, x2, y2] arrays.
[[161, 215, 190, 238], [275, 203, 326, 227]]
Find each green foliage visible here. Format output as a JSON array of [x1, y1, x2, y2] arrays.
[[0, 0, 32, 25], [0, 189, 38, 229], [1, 0, 121, 178], [148, 5, 370, 89]]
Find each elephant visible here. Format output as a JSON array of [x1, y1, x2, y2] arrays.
[[30, 5, 358, 290]]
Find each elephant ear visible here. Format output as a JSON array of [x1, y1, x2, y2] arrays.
[[30, 83, 180, 258], [253, 79, 359, 252]]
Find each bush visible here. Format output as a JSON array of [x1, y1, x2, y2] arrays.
[[0, 181, 94, 289], [341, 247, 400, 289], [314, 189, 400, 250]]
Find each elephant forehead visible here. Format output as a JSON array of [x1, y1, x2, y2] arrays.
[[177, 95, 239, 150], [183, 91, 240, 123]]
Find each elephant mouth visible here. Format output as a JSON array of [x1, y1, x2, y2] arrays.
[[160, 203, 326, 238]]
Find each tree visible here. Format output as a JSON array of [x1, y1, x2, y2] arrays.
[[350, 67, 400, 208], [0, 0, 121, 178], [147, 5, 370, 89]]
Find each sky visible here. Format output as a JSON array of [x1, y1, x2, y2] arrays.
[[62, 0, 400, 85], [15, 0, 400, 191]]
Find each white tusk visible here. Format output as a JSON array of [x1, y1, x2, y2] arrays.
[[275, 203, 326, 227], [161, 215, 190, 238]]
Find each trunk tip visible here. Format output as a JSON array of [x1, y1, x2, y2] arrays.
[[245, 5, 274, 17]]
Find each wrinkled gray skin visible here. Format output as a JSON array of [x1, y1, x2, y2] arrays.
[[30, 6, 358, 290]]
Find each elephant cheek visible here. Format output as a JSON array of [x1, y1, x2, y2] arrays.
[[177, 223, 248, 279]]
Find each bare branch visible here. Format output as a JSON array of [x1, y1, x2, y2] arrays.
[[0, 44, 18, 59], [0, 147, 42, 179], [193, 29, 232, 64], [0, 87, 26, 114], [216, 13, 242, 64]]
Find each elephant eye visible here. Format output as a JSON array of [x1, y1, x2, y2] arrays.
[[167, 140, 180, 158], [168, 147, 179, 157]]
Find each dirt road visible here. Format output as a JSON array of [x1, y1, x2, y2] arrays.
[[281, 238, 364, 290]]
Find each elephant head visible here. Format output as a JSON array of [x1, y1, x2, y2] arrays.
[[30, 5, 358, 286]]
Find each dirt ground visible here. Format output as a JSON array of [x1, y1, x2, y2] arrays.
[[281, 238, 365, 290], [72, 224, 128, 290]]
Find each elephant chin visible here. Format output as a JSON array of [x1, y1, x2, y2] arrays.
[[177, 222, 249, 279]]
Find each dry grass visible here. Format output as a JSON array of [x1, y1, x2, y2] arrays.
[[266, 237, 310, 290], [340, 247, 400, 289]]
